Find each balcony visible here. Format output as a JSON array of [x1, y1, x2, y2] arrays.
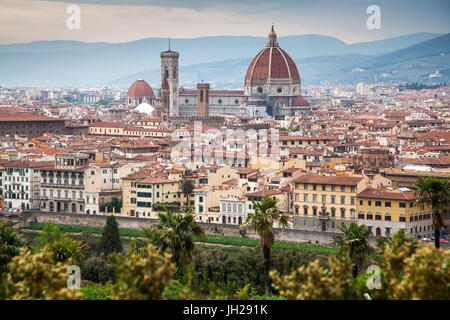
[[41, 182, 84, 189]]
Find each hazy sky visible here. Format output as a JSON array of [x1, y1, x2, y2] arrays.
[[0, 0, 449, 44]]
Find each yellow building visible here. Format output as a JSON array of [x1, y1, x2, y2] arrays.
[[356, 187, 432, 238], [291, 174, 366, 232], [121, 177, 183, 218]]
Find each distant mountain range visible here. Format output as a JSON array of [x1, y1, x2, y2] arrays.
[[0, 32, 447, 87]]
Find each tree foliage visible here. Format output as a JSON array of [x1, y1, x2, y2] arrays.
[[242, 196, 292, 293], [144, 208, 205, 274], [108, 243, 175, 300], [333, 222, 374, 277], [415, 177, 449, 248], [271, 230, 450, 300], [81, 253, 116, 284], [97, 215, 122, 255], [0, 248, 83, 300], [0, 221, 28, 274]]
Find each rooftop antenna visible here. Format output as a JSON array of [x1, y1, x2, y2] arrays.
[[168, 37, 170, 51]]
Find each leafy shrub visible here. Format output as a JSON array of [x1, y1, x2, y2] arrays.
[[0, 248, 83, 300], [81, 254, 116, 284], [191, 247, 325, 296], [109, 244, 175, 299], [79, 283, 114, 300]]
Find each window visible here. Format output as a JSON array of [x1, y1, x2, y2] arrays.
[[304, 184, 308, 190], [375, 214, 382, 221], [385, 202, 391, 207], [331, 196, 335, 204], [313, 184, 317, 191], [359, 200, 363, 205], [340, 208, 345, 218], [341, 186, 345, 192], [385, 215, 391, 221], [303, 194, 308, 202], [375, 201, 382, 207], [340, 196, 345, 205], [303, 207, 308, 215], [312, 194, 317, 203], [399, 202, 406, 208], [358, 213, 365, 219], [331, 185, 335, 192], [322, 185, 326, 191], [366, 213, 373, 220], [351, 186, 355, 193], [350, 197, 355, 205], [321, 195, 326, 203], [399, 215, 406, 222], [368, 201, 372, 206]]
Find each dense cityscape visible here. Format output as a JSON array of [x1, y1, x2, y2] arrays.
[[0, 0, 448, 310]]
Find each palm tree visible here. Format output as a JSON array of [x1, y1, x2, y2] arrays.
[[181, 179, 195, 211], [145, 207, 205, 273], [0, 221, 28, 274], [242, 196, 292, 293], [416, 177, 450, 248], [333, 222, 373, 278], [47, 237, 89, 266]]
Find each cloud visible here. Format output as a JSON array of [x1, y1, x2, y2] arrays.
[[0, 0, 449, 44]]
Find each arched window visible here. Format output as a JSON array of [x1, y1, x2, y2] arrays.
[[200, 91, 203, 102]]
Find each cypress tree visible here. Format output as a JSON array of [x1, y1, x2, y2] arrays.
[[97, 215, 122, 255]]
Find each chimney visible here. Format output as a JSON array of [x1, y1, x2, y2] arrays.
[[197, 83, 210, 117]]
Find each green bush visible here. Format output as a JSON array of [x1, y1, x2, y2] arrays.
[[81, 254, 116, 284], [191, 247, 327, 296], [79, 283, 114, 300]]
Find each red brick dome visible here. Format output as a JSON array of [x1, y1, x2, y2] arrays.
[[127, 80, 155, 98], [245, 25, 300, 83]]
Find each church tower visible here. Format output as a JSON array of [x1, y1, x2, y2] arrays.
[[160, 43, 179, 117], [160, 73, 170, 122], [197, 83, 210, 117]]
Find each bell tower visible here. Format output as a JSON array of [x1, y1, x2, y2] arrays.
[[160, 40, 179, 117], [197, 83, 210, 117]]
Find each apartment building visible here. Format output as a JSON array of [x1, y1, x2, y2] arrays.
[[292, 174, 366, 232], [39, 153, 88, 214], [2, 160, 50, 210], [122, 177, 182, 218], [357, 187, 432, 238]]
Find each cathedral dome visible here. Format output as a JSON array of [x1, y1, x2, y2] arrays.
[[127, 80, 155, 98], [245, 25, 300, 85]]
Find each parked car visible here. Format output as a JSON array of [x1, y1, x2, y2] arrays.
[[421, 237, 431, 241]]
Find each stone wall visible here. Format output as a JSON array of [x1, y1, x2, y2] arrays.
[[20, 211, 354, 245]]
